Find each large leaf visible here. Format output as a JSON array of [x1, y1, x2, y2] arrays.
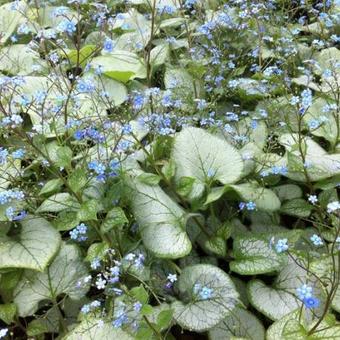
[[127, 176, 192, 258], [303, 98, 338, 146], [0, 216, 61, 271], [0, 44, 45, 75], [0, 1, 26, 44], [280, 134, 340, 182], [91, 50, 146, 83], [13, 243, 89, 317], [208, 306, 265, 340], [230, 235, 288, 275], [228, 183, 281, 211], [247, 259, 308, 321], [172, 127, 244, 200], [172, 264, 239, 332], [36, 193, 80, 213], [267, 310, 340, 339], [64, 317, 134, 340], [164, 67, 195, 94]]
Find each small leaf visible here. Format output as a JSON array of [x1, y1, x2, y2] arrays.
[[85, 242, 109, 262], [0, 303, 16, 324], [280, 198, 312, 218], [77, 199, 99, 221], [100, 207, 128, 233], [157, 309, 173, 330], [176, 177, 196, 197], [130, 285, 149, 304], [36, 193, 80, 213], [137, 172, 161, 186], [68, 168, 88, 193], [39, 179, 63, 196]]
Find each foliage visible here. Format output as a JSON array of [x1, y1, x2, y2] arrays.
[[0, 0, 340, 339]]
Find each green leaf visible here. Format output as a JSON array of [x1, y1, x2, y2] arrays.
[[248, 280, 300, 322], [91, 51, 146, 83], [201, 235, 227, 257], [77, 199, 99, 221], [176, 177, 196, 197], [67, 45, 97, 67], [280, 198, 312, 218], [27, 319, 50, 336], [13, 243, 89, 317], [0, 303, 16, 324], [85, 242, 109, 262], [161, 160, 176, 181], [36, 193, 80, 213], [172, 264, 239, 332], [172, 127, 244, 201], [208, 306, 265, 340], [157, 309, 174, 330], [68, 168, 88, 193], [0, 216, 61, 271], [127, 176, 191, 258], [39, 179, 63, 196], [205, 187, 226, 205], [273, 184, 303, 202], [130, 285, 149, 304], [137, 172, 161, 186], [55, 146, 72, 168], [230, 235, 287, 275], [100, 207, 128, 233], [228, 183, 281, 212], [64, 317, 134, 340]]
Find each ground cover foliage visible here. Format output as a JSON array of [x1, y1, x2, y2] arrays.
[[1, 0, 340, 339]]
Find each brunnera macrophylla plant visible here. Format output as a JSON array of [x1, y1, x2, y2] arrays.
[[1, 0, 340, 339]]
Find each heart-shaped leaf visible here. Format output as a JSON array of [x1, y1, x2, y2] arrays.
[[0, 216, 61, 271], [172, 264, 239, 332], [13, 243, 89, 317]]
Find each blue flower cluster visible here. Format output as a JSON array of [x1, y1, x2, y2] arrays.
[[296, 284, 320, 309], [0, 190, 25, 205], [69, 223, 88, 242]]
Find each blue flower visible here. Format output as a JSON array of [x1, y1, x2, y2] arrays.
[[296, 284, 313, 300], [303, 297, 320, 309], [103, 38, 115, 52], [275, 238, 289, 253], [11, 148, 25, 159], [310, 234, 323, 246], [300, 89, 312, 109], [199, 286, 214, 300], [91, 258, 101, 270], [58, 19, 76, 34], [246, 201, 256, 210], [69, 223, 88, 242]]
